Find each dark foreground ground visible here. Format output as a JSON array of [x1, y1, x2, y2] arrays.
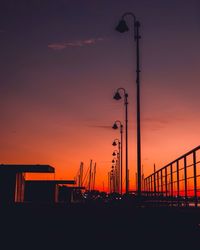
[[1, 201, 200, 249]]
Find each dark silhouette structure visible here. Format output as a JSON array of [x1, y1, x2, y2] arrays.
[[24, 180, 75, 203], [59, 186, 85, 203], [0, 164, 54, 205]]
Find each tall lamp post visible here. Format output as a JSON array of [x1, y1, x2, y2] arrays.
[[116, 12, 142, 196], [112, 120, 123, 195], [113, 88, 129, 194]]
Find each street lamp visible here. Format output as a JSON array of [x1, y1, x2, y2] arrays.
[[112, 120, 123, 195], [116, 12, 142, 196], [112, 138, 120, 147], [112, 159, 116, 164], [113, 88, 129, 194], [112, 149, 119, 157]]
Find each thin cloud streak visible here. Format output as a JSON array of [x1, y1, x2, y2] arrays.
[[142, 114, 185, 131], [87, 124, 112, 130], [48, 37, 104, 50]]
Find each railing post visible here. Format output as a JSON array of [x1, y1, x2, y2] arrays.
[[157, 172, 159, 196], [193, 151, 197, 207], [170, 164, 173, 207], [150, 175, 152, 196], [154, 173, 156, 196], [145, 179, 147, 194], [176, 161, 180, 206], [148, 177, 151, 196], [184, 156, 188, 205], [146, 178, 148, 196], [170, 164, 173, 197], [176, 161, 180, 197], [161, 169, 163, 196], [165, 168, 168, 197]]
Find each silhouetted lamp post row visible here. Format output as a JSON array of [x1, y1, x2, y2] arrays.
[[110, 167, 115, 193], [113, 88, 129, 194], [112, 157, 119, 193], [116, 12, 142, 196], [109, 168, 114, 193], [112, 139, 121, 193], [112, 120, 123, 195], [108, 157, 118, 193]]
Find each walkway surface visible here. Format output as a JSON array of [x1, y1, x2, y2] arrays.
[[1, 202, 200, 249]]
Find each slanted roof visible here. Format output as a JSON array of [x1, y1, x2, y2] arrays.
[[0, 164, 55, 173]]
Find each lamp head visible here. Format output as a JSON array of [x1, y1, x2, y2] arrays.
[[112, 141, 117, 146], [112, 123, 118, 130], [115, 19, 129, 33], [113, 91, 121, 101], [112, 159, 115, 163], [112, 152, 116, 156]]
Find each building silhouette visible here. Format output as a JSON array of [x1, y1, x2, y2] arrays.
[[0, 164, 54, 205], [24, 180, 76, 203]]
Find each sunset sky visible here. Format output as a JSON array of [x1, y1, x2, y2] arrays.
[[0, 0, 200, 191]]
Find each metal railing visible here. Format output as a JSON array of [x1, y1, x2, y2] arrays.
[[144, 146, 200, 207]]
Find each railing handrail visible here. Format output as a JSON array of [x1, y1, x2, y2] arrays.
[[145, 145, 200, 180]]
